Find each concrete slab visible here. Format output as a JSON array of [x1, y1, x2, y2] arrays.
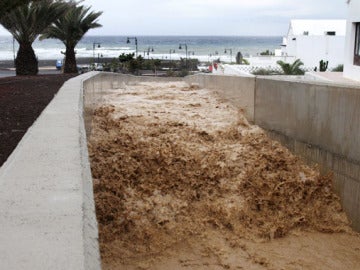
[[307, 71, 360, 84]]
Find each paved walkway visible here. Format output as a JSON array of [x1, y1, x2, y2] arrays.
[[0, 73, 101, 270]]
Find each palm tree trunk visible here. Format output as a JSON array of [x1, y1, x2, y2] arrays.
[[16, 42, 38, 76], [64, 46, 77, 73]]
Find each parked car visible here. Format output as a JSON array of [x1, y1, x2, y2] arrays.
[[55, 60, 62, 70], [90, 63, 104, 71], [95, 63, 103, 71], [77, 65, 90, 74]]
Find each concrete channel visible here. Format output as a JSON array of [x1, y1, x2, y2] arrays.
[[0, 71, 359, 268]]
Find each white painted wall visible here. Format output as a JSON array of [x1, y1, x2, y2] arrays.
[[282, 20, 346, 70], [292, 36, 344, 69], [344, 0, 360, 81]]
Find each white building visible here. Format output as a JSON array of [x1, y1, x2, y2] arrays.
[[343, 0, 360, 81], [281, 20, 346, 70]]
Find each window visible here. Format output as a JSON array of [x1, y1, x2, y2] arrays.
[[354, 23, 360, 66], [325, 31, 336, 36]]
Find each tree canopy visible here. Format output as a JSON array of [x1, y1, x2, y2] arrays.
[[40, 1, 102, 73], [277, 59, 305, 75], [0, 0, 68, 75], [0, 0, 38, 18]]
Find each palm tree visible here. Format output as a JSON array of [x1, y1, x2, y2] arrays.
[[41, 2, 102, 73], [0, 0, 37, 18], [277, 59, 305, 75], [0, 0, 67, 75]]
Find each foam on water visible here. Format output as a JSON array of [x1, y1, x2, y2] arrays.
[[0, 35, 282, 62]]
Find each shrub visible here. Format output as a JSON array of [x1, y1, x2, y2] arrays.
[[332, 64, 344, 72]]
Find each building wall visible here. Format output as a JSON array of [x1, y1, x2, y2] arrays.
[[285, 35, 345, 69], [344, 0, 360, 81]]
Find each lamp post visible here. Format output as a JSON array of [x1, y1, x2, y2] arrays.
[[12, 37, 16, 68], [93, 42, 101, 62], [97, 53, 103, 63], [169, 49, 175, 60], [127, 37, 138, 57], [179, 43, 188, 68], [143, 47, 154, 59], [209, 51, 219, 63], [224, 48, 233, 63], [187, 51, 195, 71]]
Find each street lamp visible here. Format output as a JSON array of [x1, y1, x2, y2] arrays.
[[209, 51, 219, 62], [179, 43, 188, 68], [12, 37, 16, 68], [187, 51, 195, 71], [224, 48, 233, 63], [127, 37, 138, 57], [97, 53, 103, 63], [143, 47, 154, 59], [169, 49, 175, 60], [93, 42, 101, 61]]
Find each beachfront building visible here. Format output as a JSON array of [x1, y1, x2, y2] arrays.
[[281, 19, 346, 70], [343, 0, 360, 81]]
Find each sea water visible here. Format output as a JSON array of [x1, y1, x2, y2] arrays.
[[0, 35, 281, 63]]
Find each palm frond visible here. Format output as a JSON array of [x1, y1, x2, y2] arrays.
[[277, 59, 304, 75], [40, 2, 102, 47], [0, 0, 36, 18], [0, 0, 68, 44]]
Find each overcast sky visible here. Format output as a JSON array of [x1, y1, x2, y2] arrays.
[[0, 0, 348, 36]]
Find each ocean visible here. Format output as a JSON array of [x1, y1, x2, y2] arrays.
[[0, 35, 282, 63]]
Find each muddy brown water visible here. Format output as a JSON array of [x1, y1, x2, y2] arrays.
[[88, 82, 360, 269]]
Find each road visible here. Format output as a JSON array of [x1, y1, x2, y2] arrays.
[[0, 69, 62, 78]]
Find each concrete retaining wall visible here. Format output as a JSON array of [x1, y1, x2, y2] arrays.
[[83, 73, 182, 134], [0, 72, 184, 269], [0, 72, 101, 269], [255, 78, 360, 230], [185, 74, 255, 122], [188, 74, 360, 230]]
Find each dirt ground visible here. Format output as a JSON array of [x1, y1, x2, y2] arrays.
[[0, 74, 75, 167], [88, 81, 360, 269]]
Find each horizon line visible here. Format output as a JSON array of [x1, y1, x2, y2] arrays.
[[0, 34, 284, 38]]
